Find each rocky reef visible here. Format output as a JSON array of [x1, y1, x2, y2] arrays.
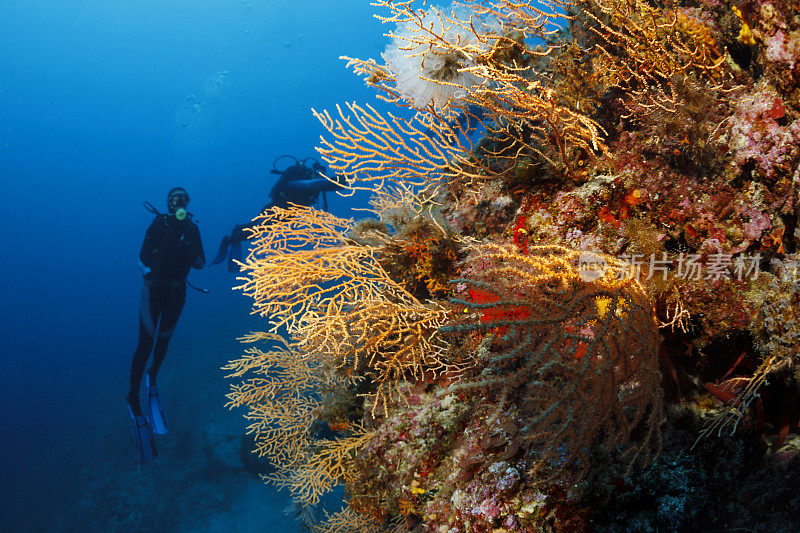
[[227, 1, 800, 531]]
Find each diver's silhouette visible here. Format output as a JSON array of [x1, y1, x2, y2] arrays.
[[211, 155, 345, 272], [126, 187, 205, 464]]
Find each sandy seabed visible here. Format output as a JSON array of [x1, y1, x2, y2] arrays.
[[4, 308, 312, 533]]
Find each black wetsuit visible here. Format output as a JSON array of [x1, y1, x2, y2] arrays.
[[128, 214, 204, 414]]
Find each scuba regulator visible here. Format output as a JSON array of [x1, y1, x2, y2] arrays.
[[167, 187, 190, 220]]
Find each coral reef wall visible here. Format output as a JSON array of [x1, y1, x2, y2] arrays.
[[228, 1, 800, 531]]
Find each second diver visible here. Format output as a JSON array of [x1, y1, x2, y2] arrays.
[[211, 155, 345, 272], [127, 187, 205, 464]]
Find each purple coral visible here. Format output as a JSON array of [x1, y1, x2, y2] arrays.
[[729, 82, 800, 179]]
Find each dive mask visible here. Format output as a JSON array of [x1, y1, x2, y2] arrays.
[[167, 187, 190, 219]]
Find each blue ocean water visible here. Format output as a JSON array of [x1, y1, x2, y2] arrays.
[[0, 1, 383, 530]]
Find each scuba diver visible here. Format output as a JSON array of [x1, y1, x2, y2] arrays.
[[211, 155, 346, 272], [127, 187, 205, 464]]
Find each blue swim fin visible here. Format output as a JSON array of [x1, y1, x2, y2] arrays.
[[128, 405, 157, 464], [146, 373, 170, 435]]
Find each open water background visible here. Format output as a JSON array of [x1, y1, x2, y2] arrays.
[[0, 1, 383, 530]]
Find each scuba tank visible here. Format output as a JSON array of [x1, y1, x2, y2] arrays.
[[269, 155, 329, 209]]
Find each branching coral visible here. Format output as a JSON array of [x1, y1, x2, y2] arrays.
[[313, 505, 403, 533], [446, 244, 663, 484], [699, 254, 800, 441], [313, 101, 484, 207], [224, 332, 370, 507], [227, 205, 665, 528], [321, 0, 608, 193], [576, 0, 736, 118], [379, 1, 501, 110], [234, 204, 404, 332], [298, 296, 454, 417], [226, 205, 458, 513], [224, 332, 326, 465], [335, 244, 664, 530], [228, 0, 800, 529]]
